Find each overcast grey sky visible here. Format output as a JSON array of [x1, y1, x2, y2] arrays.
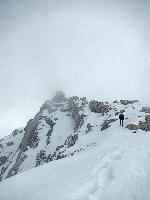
[[0, 0, 150, 137]]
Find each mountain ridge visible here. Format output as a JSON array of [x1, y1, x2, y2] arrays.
[[0, 91, 149, 182]]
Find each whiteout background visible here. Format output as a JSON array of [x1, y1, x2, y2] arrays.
[[0, 0, 150, 137]]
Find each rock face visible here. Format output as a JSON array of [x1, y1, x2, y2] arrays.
[[0, 94, 148, 182], [68, 96, 87, 132]]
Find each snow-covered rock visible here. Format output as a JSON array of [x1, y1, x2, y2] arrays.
[[0, 92, 149, 187]]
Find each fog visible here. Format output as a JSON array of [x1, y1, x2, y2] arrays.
[[0, 0, 150, 137]]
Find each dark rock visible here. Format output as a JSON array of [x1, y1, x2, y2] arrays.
[[46, 129, 52, 145], [40, 100, 57, 114], [19, 115, 41, 151], [0, 156, 8, 166], [6, 141, 14, 146], [120, 100, 138, 105], [86, 123, 94, 133], [67, 97, 85, 131], [6, 112, 43, 179], [36, 150, 47, 167], [68, 97, 79, 119], [140, 107, 150, 114], [138, 115, 150, 132], [65, 133, 78, 148], [12, 129, 19, 137], [45, 118, 56, 127], [0, 166, 7, 181], [115, 112, 120, 116], [101, 119, 117, 131], [56, 145, 64, 152], [145, 115, 150, 121], [46, 118, 56, 145], [120, 109, 125, 113], [46, 154, 53, 162], [56, 153, 67, 160], [74, 114, 85, 132], [89, 100, 109, 114], [80, 97, 88, 107], [113, 100, 119, 103], [6, 152, 27, 178], [126, 124, 139, 130]]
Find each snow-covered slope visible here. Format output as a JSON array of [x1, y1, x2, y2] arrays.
[[1, 115, 150, 200], [0, 92, 150, 200]]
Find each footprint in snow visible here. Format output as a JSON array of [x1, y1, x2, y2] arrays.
[[71, 149, 123, 200]]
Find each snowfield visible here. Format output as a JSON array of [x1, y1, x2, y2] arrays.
[[1, 124, 150, 200]]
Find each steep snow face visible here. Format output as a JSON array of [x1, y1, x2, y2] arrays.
[[0, 95, 149, 183]]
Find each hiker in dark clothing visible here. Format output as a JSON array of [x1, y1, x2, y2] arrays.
[[119, 113, 124, 127]]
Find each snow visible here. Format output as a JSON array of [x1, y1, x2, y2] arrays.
[[0, 100, 150, 200], [1, 122, 150, 200]]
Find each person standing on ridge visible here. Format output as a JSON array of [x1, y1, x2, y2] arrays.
[[119, 112, 124, 127]]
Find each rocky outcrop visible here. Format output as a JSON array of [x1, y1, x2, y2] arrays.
[[80, 97, 88, 107], [20, 118, 39, 150], [126, 124, 139, 130], [6, 105, 56, 179], [64, 133, 78, 148], [115, 111, 120, 116], [0, 156, 8, 166], [115, 109, 125, 116], [140, 107, 150, 114], [12, 129, 19, 137], [101, 119, 118, 131], [86, 123, 94, 133], [6, 141, 14, 146], [6, 152, 27, 178], [40, 100, 57, 114], [36, 150, 47, 167], [138, 115, 150, 132], [74, 114, 86, 132], [89, 100, 110, 114], [68, 97, 86, 132], [46, 118, 56, 145], [68, 96, 80, 119], [120, 100, 138, 105], [113, 100, 119, 103]]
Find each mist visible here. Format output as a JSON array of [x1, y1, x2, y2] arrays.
[[0, 0, 150, 137]]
